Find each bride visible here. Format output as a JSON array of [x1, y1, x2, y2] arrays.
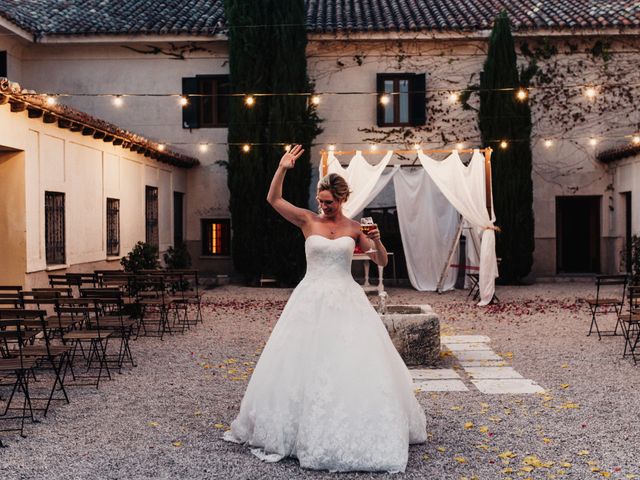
[[223, 145, 427, 472]]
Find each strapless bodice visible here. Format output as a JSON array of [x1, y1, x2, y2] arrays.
[[303, 235, 355, 280]]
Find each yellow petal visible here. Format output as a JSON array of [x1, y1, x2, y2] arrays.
[[437, 446, 446, 452], [560, 462, 572, 468], [578, 450, 590, 456], [464, 422, 474, 429], [587, 461, 599, 466], [455, 456, 466, 464], [451, 405, 463, 411], [601, 472, 611, 478], [479, 426, 489, 433], [499, 451, 518, 459], [147, 421, 159, 427], [503, 467, 514, 474], [543, 438, 552, 444], [172, 441, 182, 447], [212, 423, 227, 429], [422, 454, 430, 461], [591, 467, 601, 473], [560, 384, 570, 389], [521, 466, 534, 472]]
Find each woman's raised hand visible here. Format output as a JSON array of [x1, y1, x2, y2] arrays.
[[279, 144, 304, 169]]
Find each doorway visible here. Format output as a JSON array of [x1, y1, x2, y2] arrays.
[[556, 196, 601, 273]]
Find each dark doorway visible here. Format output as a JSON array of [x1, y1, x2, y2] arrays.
[[624, 192, 632, 273], [556, 196, 601, 273]]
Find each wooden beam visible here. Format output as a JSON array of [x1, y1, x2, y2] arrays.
[[93, 131, 106, 140], [82, 126, 95, 136], [58, 118, 72, 129], [10, 100, 26, 112], [43, 112, 56, 124], [103, 134, 114, 143], [113, 138, 124, 146], [484, 148, 493, 219], [27, 106, 43, 118], [70, 123, 83, 132], [144, 149, 151, 157], [121, 141, 130, 149], [0, 94, 8, 105]]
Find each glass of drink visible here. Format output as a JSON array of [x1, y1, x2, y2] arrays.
[[360, 217, 377, 254]]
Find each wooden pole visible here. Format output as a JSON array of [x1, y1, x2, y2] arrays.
[[484, 147, 493, 219], [320, 151, 328, 177]]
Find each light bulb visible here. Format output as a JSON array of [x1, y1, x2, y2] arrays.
[[179, 96, 189, 106], [244, 95, 255, 107], [112, 96, 124, 107], [242, 144, 251, 153], [45, 95, 57, 106], [310, 95, 320, 106], [544, 139, 553, 148], [158, 143, 166, 151], [500, 140, 508, 149], [199, 143, 209, 153], [380, 94, 390, 105], [449, 92, 460, 103], [516, 88, 528, 101]]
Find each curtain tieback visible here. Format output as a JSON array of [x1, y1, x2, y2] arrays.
[[483, 225, 502, 233]]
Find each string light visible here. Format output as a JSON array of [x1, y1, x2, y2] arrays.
[[544, 139, 553, 148], [369, 144, 378, 152], [328, 144, 336, 151], [244, 95, 255, 107], [584, 86, 598, 99], [500, 140, 508, 149], [112, 95, 124, 107], [589, 137, 598, 146], [242, 144, 251, 152], [455, 143, 464, 150], [516, 88, 529, 101], [310, 95, 321, 106], [179, 96, 189, 106], [449, 92, 460, 103], [284, 144, 291, 151], [632, 136, 640, 145], [379, 94, 390, 105], [157, 143, 166, 151], [198, 143, 209, 153], [413, 143, 421, 150], [45, 95, 57, 105]]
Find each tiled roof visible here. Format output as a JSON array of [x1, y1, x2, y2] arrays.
[[0, 77, 199, 168], [598, 143, 640, 164], [0, 0, 639, 39]]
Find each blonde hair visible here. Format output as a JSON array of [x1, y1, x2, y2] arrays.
[[317, 173, 351, 202]]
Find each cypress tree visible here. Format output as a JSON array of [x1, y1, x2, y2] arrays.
[[479, 11, 534, 283], [225, 0, 321, 285]]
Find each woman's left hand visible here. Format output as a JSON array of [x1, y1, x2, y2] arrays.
[[366, 226, 381, 243]]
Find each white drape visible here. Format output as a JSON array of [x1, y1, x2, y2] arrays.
[[417, 150, 498, 305], [393, 168, 459, 291], [324, 151, 393, 218]]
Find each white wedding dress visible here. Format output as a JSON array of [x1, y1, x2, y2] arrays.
[[224, 235, 427, 473]]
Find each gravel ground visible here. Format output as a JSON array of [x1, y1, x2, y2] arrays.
[[1, 282, 639, 480]]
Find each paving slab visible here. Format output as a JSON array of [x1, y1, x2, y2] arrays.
[[410, 368, 461, 380], [459, 360, 510, 367], [451, 350, 503, 361], [443, 342, 493, 352], [463, 366, 524, 379], [471, 379, 545, 394], [441, 335, 491, 344], [414, 379, 469, 392]]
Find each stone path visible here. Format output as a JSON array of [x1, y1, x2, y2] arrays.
[[412, 335, 545, 394]]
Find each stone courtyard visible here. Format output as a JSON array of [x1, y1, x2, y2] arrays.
[[1, 282, 639, 479]]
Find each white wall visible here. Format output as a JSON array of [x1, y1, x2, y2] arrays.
[[0, 100, 190, 278]]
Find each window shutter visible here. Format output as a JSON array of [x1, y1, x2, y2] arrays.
[[376, 74, 385, 127], [182, 77, 199, 129], [410, 73, 426, 126]]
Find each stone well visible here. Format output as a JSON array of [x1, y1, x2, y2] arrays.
[[378, 304, 440, 366]]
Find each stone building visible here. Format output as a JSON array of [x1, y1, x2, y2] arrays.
[[0, 1, 639, 281]]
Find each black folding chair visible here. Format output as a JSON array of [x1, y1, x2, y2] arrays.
[[620, 285, 640, 364], [0, 319, 38, 442], [586, 274, 628, 340]]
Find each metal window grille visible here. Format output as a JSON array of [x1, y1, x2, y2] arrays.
[[106, 198, 120, 256], [173, 192, 184, 246], [45, 191, 65, 265], [202, 219, 230, 256], [145, 186, 159, 248]]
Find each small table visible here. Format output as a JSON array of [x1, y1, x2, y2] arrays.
[[352, 252, 395, 293]]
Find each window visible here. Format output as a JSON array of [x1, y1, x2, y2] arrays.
[[145, 186, 159, 248], [376, 73, 426, 127], [182, 75, 230, 129], [45, 191, 65, 265], [0, 51, 6, 77], [174, 192, 184, 246], [202, 219, 231, 256], [106, 198, 120, 256]]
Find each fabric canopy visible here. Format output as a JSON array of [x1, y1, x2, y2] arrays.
[[320, 149, 497, 306], [393, 168, 459, 291], [417, 150, 498, 305], [324, 150, 393, 218]]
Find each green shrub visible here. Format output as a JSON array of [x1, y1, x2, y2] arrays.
[[163, 243, 192, 269], [120, 241, 159, 273]]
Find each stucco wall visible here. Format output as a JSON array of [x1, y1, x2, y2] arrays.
[[2, 32, 639, 277], [0, 98, 188, 287]]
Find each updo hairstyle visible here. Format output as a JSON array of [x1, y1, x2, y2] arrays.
[[317, 173, 351, 203]]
